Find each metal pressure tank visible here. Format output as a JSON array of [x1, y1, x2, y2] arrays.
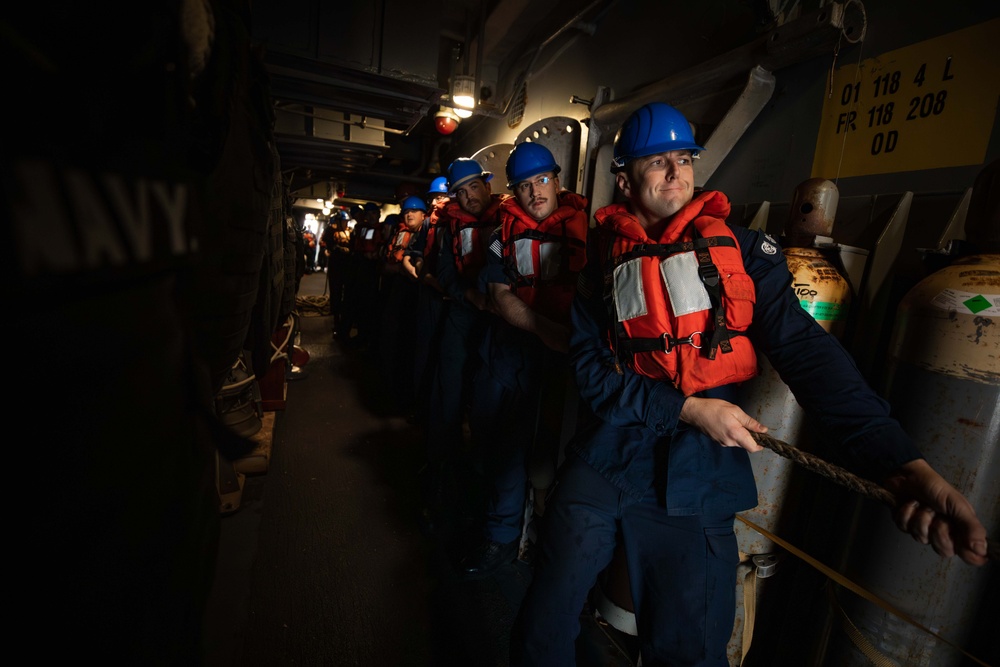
[[820, 161, 1000, 667], [734, 178, 851, 552], [729, 178, 857, 665], [821, 252, 999, 667]]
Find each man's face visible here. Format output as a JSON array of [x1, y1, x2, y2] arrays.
[[616, 151, 695, 228], [403, 209, 426, 231], [453, 179, 492, 217], [430, 194, 449, 209], [513, 172, 559, 222]]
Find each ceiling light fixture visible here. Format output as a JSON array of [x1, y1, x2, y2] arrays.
[[451, 75, 476, 110]]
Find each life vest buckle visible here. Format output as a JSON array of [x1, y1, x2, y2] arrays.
[[661, 331, 703, 352], [697, 260, 720, 288]]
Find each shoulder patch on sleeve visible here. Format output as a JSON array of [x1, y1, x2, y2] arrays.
[[576, 272, 593, 300], [489, 236, 503, 258], [749, 229, 784, 265], [576, 262, 601, 300]]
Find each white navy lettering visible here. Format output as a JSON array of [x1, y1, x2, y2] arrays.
[[10, 160, 191, 276]]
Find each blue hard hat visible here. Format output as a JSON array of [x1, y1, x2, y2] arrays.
[[506, 142, 561, 189], [364, 202, 381, 213], [337, 209, 351, 221], [400, 195, 428, 212], [447, 158, 492, 194], [611, 102, 704, 173], [428, 176, 449, 195]]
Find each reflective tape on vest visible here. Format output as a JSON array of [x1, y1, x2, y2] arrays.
[[661, 251, 712, 317]]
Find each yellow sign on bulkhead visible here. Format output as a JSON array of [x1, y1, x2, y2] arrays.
[[812, 18, 1000, 179]]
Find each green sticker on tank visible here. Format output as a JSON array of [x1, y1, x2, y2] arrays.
[[930, 288, 1000, 316], [964, 294, 992, 314], [799, 300, 847, 321]]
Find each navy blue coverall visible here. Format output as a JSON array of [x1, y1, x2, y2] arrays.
[[513, 220, 922, 666], [471, 227, 573, 546]]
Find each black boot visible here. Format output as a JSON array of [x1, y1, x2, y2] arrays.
[[456, 538, 518, 579]]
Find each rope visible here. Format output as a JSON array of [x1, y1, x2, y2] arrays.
[[270, 313, 295, 364], [751, 432, 895, 505], [749, 431, 999, 561], [294, 294, 329, 317]]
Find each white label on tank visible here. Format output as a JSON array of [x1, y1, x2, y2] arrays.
[[929, 288, 1000, 316]]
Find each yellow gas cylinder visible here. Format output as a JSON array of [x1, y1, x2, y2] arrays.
[[784, 247, 852, 338], [730, 177, 855, 666], [734, 176, 852, 559]]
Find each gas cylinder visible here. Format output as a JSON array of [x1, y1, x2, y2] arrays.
[[734, 181, 851, 543], [784, 176, 839, 245], [729, 178, 854, 665], [732, 249, 852, 550], [819, 252, 999, 667], [784, 247, 852, 337]]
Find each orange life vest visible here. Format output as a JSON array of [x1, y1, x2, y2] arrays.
[[440, 194, 506, 280], [355, 224, 381, 255], [594, 190, 758, 396], [353, 223, 379, 256], [331, 229, 351, 254], [498, 191, 589, 324], [387, 225, 417, 264]]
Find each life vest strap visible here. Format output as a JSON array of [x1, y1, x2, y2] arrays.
[[618, 331, 703, 354], [617, 330, 746, 355], [503, 270, 577, 290], [691, 239, 739, 360], [506, 228, 586, 248], [615, 235, 735, 265]]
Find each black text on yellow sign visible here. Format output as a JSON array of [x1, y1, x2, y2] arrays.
[[812, 18, 1000, 179]]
